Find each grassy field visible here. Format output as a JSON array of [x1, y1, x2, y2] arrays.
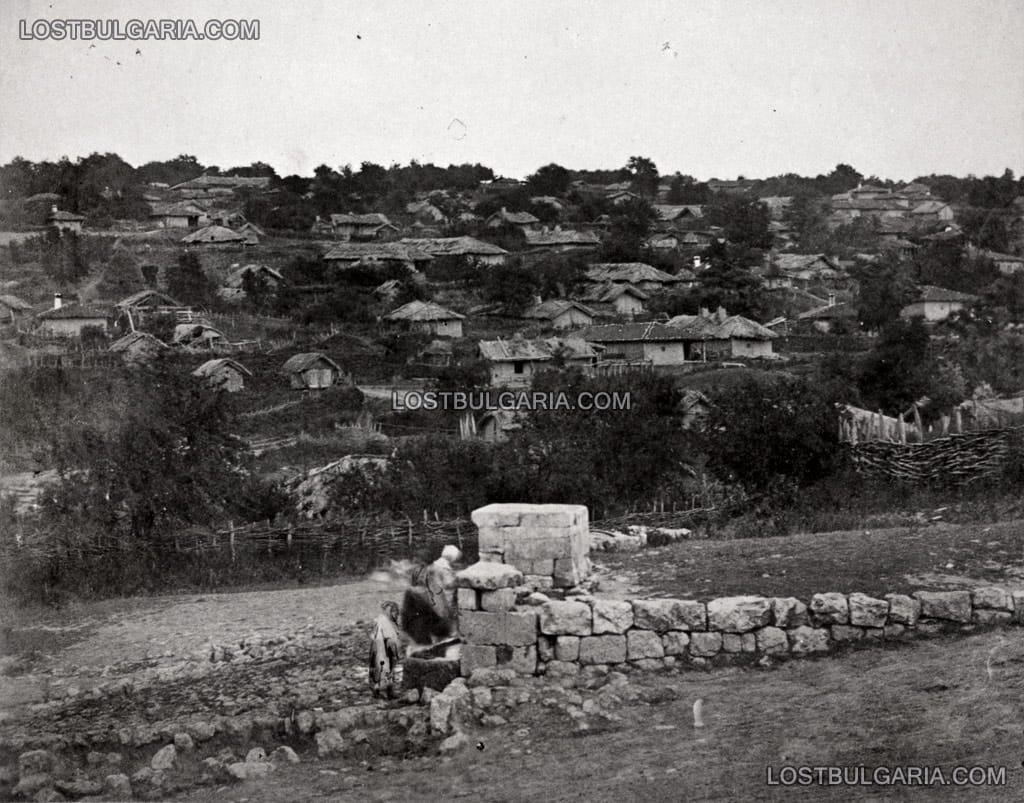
[[599, 520, 1024, 599]]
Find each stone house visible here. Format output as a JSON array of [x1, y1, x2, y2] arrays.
[[385, 300, 465, 338]]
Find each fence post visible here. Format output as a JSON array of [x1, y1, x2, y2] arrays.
[[229, 521, 236, 563]]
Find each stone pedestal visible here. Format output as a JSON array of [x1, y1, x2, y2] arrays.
[[471, 503, 590, 589]]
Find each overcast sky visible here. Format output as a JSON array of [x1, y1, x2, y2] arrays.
[[1, 0, 1022, 181]]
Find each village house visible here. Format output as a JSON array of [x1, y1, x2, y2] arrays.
[[485, 207, 540, 230], [646, 232, 680, 252], [523, 228, 602, 255], [796, 297, 858, 333], [323, 242, 433, 273], [576, 321, 695, 365], [219, 264, 285, 301], [653, 205, 704, 227], [666, 308, 779, 359], [0, 294, 33, 326], [109, 331, 168, 365], [192, 358, 251, 392], [607, 190, 641, 206], [521, 299, 597, 330], [909, 200, 955, 225], [281, 352, 347, 389], [975, 248, 1024, 276], [769, 253, 843, 285], [398, 236, 508, 267], [900, 285, 978, 322], [585, 263, 684, 294], [35, 295, 108, 337], [575, 282, 649, 317], [478, 336, 602, 387], [46, 207, 85, 234], [385, 300, 465, 338], [170, 174, 272, 198], [172, 322, 230, 350], [181, 225, 246, 246], [148, 201, 206, 228], [327, 213, 398, 241], [420, 339, 454, 367], [115, 289, 191, 327]]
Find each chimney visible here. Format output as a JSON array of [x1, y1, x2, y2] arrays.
[[699, 306, 710, 319], [716, 305, 727, 323], [534, 295, 543, 305], [53, 292, 63, 310], [693, 255, 702, 269], [827, 293, 836, 307], [51, 205, 59, 214]]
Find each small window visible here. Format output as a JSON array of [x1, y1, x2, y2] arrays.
[[513, 362, 525, 374]]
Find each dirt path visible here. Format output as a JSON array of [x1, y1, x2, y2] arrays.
[[173, 631, 1024, 802]]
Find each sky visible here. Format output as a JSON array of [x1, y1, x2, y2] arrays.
[[0, 0, 1022, 182]]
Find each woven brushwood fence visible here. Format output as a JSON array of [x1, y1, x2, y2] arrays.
[[848, 427, 1023, 485]]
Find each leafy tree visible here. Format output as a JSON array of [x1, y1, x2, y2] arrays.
[[852, 254, 917, 331], [600, 197, 658, 262], [704, 196, 772, 249], [626, 156, 659, 198], [856, 318, 936, 411], [702, 375, 840, 492], [665, 173, 710, 204], [526, 163, 571, 197], [168, 251, 214, 308], [483, 264, 540, 309]]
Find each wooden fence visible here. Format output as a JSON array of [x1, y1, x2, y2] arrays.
[[848, 426, 1022, 485]]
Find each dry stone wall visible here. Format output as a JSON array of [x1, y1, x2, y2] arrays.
[[456, 503, 1024, 680]]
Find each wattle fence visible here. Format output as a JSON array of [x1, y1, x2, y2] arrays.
[[847, 426, 1023, 485]]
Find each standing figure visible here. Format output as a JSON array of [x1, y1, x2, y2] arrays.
[[368, 601, 401, 699], [424, 545, 462, 632]]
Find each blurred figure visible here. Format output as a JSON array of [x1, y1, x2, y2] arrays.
[[368, 601, 401, 699], [400, 544, 463, 651]]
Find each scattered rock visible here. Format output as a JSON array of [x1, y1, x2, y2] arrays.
[[54, 778, 103, 797], [101, 773, 132, 798], [13, 774, 53, 798], [150, 744, 177, 771], [173, 732, 195, 752], [245, 747, 267, 763], [707, 596, 772, 633], [848, 593, 889, 628], [438, 731, 468, 754], [227, 761, 275, 781], [914, 591, 972, 623], [315, 729, 346, 758], [809, 593, 849, 625], [18, 751, 54, 778]]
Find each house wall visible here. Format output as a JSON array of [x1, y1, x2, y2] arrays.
[[52, 221, 83, 234], [730, 338, 773, 358], [489, 360, 540, 387], [613, 295, 644, 316], [291, 366, 336, 389], [38, 318, 107, 337], [641, 341, 688, 365], [210, 368, 244, 392], [593, 341, 645, 362], [414, 319, 463, 338], [901, 301, 965, 322], [551, 309, 593, 330], [474, 255, 506, 267]]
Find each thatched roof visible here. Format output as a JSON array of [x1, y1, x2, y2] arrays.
[[172, 323, 227, 344], [397, 236, 507, 257], [914, 285, 977, 303], [37, 303, 108, 321], [521, 300, 596, 321], [192, 358, 251, 378], [171, 175, 271, 191], [385, 300, 464, 322], [47, 209, 84, 222], [577, 282, 649, 303], [109, 331, 168, 353], [478, 336, 600, 362], [116, 289, 182, 309], [586, 263, 681, 285], [525, 229, 600, 247], [223, 264, 284, 289], [149, 201, 205, 217], [488, 208, 539, 226], [323, 242, 432, 263], [182, 225, 245, 244], [282, 352, 343, 374]]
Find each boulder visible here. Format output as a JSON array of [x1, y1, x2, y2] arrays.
[[884, 594, 920, 626], [150, 744, 177, 771], [848, 593, 888, 628], [707, 596, 772, 633], [810, 593, 848, 625], [227, 761, 274, 780], [539, 601, 592, 636], [460, 610, 539, 646], [103, 775, 132, 799], [626, 630, 665, 660], [270, 746, 300, 765], [972, 587, 1013, 611], [438, 731, 469, 754], [661, 631, 690, 655], [755, 626, 788, 654], [244, 748, 267, 763], [17, 751, 54, 778], [12, 774, 52, 798], [315, 729, 346, 757], [173, 732, 194, 752], [689, 632, 722, 657], [591, 600, 634, 634], [771, 597, 809, 628], [631, 599, 706, 632], [455, 562, 523, 591], [914, 590, 972, 623], [578, 635, 627, 665], [787, 626, 830, 654]]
